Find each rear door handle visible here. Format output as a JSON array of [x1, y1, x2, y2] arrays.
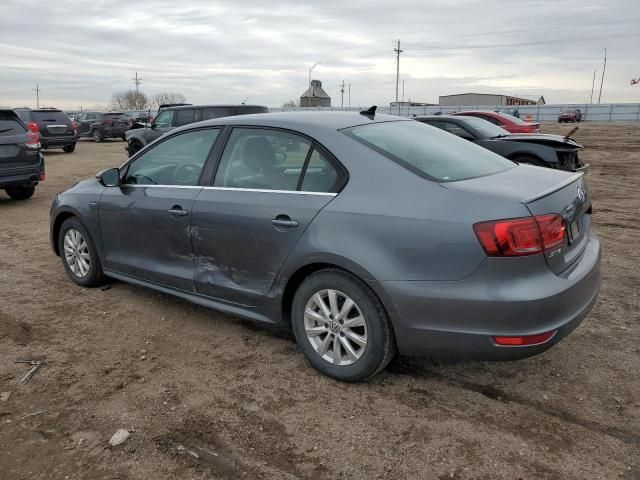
[[168, 206, 189, 216], [271, 215, 299, 228]]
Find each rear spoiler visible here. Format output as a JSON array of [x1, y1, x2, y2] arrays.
[[521, 172, 584, 204]]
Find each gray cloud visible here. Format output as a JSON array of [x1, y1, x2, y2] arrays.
[[0, 0, 638, 109]]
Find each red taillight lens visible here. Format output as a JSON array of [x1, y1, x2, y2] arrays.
[[25, 131, 40, 149], [494, 330, 557, 346], [39, 172, 46, 181], [27, 121, 39, 133], [71, 121, 77, 130], [473, 214, 566, 257]]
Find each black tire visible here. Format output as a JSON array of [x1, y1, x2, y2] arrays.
[[514, 155, 546, 167], [128, 141, 143, 157], [92, 129, 103, 143], [63, 143, 76, 153], [291, 269, 396, 382], [58, 217, 105, 287], [5, 185, 35, 200], [121, 135, 126, 141]]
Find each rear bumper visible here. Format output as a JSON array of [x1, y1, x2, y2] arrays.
[[381, 235, 601, 360], [41, 135, 76, 148], [0, 169, 43, 188]]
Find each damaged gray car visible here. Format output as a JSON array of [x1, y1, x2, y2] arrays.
[[417, 115, 587, 171]]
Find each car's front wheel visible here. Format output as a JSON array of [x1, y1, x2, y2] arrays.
[[58, 218, 105, 287], [127, 140, 143, 157], [291, 269, 395, 382], [5, 185, 35, 200]]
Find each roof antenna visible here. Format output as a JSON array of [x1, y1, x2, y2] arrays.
[[360, 105, 377, 117]]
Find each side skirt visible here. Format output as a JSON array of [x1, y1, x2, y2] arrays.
[[103, 269, 278, 325]]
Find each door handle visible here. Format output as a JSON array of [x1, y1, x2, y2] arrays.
[[168, 206, 189, 216], [271, 215, 299, 228]]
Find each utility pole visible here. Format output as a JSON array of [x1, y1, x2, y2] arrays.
[[402, 80, 405, 103], [590, 70, 597, 104], [132, 72, 142, 94], [34, 84, 41, 108], [348, 84, 351, 108], [340, 80, 345, 108], [394, 39, 403, 103], [598, 47, 606, 104]]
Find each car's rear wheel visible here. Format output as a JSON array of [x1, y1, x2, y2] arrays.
[[63, 143, 76, 153], [92, 129, 103, 143], [291, 269, 395, 382], [58, 218, 105, 287], [5, 185, 35, 200]]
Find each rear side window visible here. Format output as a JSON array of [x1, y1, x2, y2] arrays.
[[174, 109, 196, 126], [15, 110, 31, 122], [343, 121, 514, 182], [214, 128, 312, 191], [233, 106, 268, 115], [0, 112, 26, 136], [31, 111, 71, 123], [201, 107, 231, 120]]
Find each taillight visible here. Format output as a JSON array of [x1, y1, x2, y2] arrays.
[[27, 121, 39, 133], [25, 130, 40, 149], [39, 172, 46, 181], [473, 214, 566, 257], [71, 121, 77, 131]]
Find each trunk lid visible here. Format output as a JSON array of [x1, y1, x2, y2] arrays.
[[443, 165, 591, 275], [32, 110, 74, 138]]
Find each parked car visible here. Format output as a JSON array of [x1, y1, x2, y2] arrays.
[[50, 111, 600, 382], [123, 110, 153, 126], [0, 109, 45, 200], [14, 108, 77, 152], [75, 112, 130, 142], [453, 110, 541, 133], [416, 115, 587, 171], [125, 104, 269, 157], [558, 109, 582, 123]]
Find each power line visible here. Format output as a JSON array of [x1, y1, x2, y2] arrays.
[[406, 32, 640, 51]]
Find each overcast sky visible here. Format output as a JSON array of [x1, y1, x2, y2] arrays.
[[1, 0, 639, 110]]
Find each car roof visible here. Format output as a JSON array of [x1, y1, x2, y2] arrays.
[[166, 104, 267, 111], [190, 111, 410, 131], [416, 115, 475, 121]]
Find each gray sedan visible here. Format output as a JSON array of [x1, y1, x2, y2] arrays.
[[50, 111, 601, 382]]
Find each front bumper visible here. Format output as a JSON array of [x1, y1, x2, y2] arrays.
[[381, 235, 601, 360]]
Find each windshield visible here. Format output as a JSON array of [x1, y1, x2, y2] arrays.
[[343, 121, 515, 182], [461, 117, 510, 138]]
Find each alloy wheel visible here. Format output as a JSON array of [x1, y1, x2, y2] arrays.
[[304, 289, 367, 366], [63, 229, 90, 278]]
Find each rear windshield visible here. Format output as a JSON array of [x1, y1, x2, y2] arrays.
[[0, 112, 26, 136], [32, 110, 71, 123], [343, 120, 515, 182]]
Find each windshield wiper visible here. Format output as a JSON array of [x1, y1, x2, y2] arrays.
[[491, 134, 509, 139]]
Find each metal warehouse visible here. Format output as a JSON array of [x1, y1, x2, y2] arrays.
[[439, 93, 546, 106]]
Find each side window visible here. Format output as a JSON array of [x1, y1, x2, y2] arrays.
[[124, 129, 219, 186], [440, 122, 474, 139], [214, 128, 311, 191], [301, 149, 339, 193], [202, 107, 231, 120], [174, 109, 195, 127], [481, 115, 501, 125], [153, 110, 174, 128]]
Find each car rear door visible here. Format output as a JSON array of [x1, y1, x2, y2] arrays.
[[99, 127, 221, 290], [190, 127, 343, 306], [0, 112, 39, 173]]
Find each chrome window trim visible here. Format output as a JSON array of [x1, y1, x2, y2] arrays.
[[118, 184, 337, 196]]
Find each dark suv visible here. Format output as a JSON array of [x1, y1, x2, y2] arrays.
[[0, 109, 45, 200], [15, 108, 77, 153], [125, 104, 268, 157], [76, 112, 130, 142]]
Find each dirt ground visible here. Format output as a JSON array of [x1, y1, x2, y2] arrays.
[[1, 123, 638, 480]]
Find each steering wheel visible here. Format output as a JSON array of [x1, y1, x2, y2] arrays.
[[172, 163, 201, 185]]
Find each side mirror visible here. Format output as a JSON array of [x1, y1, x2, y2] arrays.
[[96, 167, 120, 187]]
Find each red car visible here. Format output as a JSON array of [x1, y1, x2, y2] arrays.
[[453, 111, 540, 133]]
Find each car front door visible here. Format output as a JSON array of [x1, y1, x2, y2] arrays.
[[99, 127, 221, 290], [76, 113, 92, 136], [190, 127, 344, 306]]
